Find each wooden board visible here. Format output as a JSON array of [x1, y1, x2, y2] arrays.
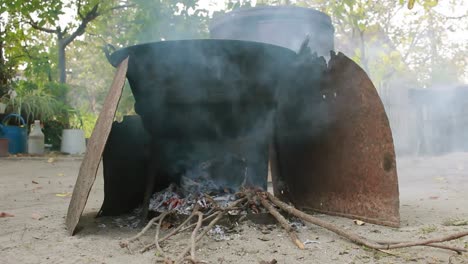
[[66, 57, 129, 235]]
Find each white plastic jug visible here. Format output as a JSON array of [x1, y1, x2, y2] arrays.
[[28, 120, 45, 155]]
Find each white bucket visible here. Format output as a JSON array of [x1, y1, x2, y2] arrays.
[[61, 129, 86, 154]]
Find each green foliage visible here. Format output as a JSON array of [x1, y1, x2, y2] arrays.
[[44, 82, 69, 101], [67, 108, 83, 129], [80, 111, 97, 138], [42, 120, 64, 150], [8, 81, 61, 123]]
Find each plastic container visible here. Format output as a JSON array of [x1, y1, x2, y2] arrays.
[[61, 129, 86, 154], [28, 120, 45, 155], [0, 114, 27, 154]]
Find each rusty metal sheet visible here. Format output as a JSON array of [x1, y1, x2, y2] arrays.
[[272, 52, 400, 227]]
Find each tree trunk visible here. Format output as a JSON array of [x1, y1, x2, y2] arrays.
[[0, 39, 6, 87], [0, 27, 8, 93], [359, 30, 369, 73], [58, 41, 66, 84]]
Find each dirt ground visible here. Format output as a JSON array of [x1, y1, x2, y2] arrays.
[[1, 153, 468, 264]]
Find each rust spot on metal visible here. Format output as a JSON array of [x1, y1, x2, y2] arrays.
[[383, 153, 394, 172]]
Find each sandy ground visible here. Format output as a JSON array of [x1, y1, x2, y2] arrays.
[[1, 153, 468, 264]]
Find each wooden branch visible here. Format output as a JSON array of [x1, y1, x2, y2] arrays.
[[141, 214, 196, 253], [62, 2, 100, 47], [373, 239, 467, 254], [178, 212, 218, 234], [62, 2, 133, 47], [140, 209, 212, 254], [155, 212, 171, 257], [258, 194, 305, 250], [77, 0, 85, 20], [265, 192, 468, 253], [190, 212, 204, 261], [25, 15, 56, 34], [174, 198, 247, 263], [176, 212, 224, 263], [379, 232, 468, 251], [120, 213, 164, 248]]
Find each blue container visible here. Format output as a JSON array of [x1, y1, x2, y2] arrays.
[[0, 114, 27, 154]]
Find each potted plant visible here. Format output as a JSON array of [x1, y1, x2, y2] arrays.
[[60, 108, 86, 155], [8, 89, 59, 123]]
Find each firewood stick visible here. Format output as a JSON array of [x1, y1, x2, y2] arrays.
[[373, 239, 467, 254], [377, 233, 468, 251], [175, 212, 224, 263], [190, 212, 204, 261], [121, 214, 165, 248], [174, 198, 247, 263], [141, 211, 218, 254], [258, 194, 305, 250], [178, 212, 218, 233], [178, 199, 245, 234], [265, 192, 468, 253], [140, 206, 206, 253], [155, 211, 171, 257], [163, 214, 198, 240]]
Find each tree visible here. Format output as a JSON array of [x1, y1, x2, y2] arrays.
[[293, 0, 467, 88], [4, 0, 134, 83]]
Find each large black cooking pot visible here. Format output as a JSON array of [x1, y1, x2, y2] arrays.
[[108, 39, 297, 189]]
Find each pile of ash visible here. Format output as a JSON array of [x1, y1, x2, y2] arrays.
[[149, 154, 264, 215]]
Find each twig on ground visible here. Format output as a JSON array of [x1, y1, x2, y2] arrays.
[[265, 192, 468, 254], [190, 212, 204, 262], [177, 200, 242, 235], [155, 211, 172, 258], [258, 194, 305, 250], [373, 239, 467, 254], [141, 210, 203, 253], [174, 212, 223, 263], [173, 198, 247, 263], [120, 214, 165, 249], [178, 212, 218, 234], [377, 232, 468, 251]]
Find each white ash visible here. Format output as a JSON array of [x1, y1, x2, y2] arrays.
[[148, 158, 242, 214], [208, 225, 231, 241]]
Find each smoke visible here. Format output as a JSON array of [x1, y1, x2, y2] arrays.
[[108, 2, 467, 196], [107, 5, 340, 191], [109, 39, 298, 190], [210, 5, 334, 55], [344, 1, 467, 158]]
